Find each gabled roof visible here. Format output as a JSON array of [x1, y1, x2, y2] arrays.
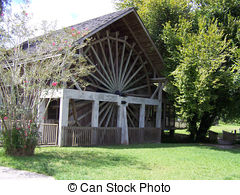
[[22, 8, 164, 76], [69, 7, 164, 76], [71, 8, 134, 41]]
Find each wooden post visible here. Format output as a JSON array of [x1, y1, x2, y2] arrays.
[[117, 104, 122, 128], [117, 102, 129, 145], [121, 103, 129, 145], [37, 99, 45, 136], [156, 83, 163, 143], [58, 97, 69, 147], [91, 100, 99, 145], [163, 102, 166, 129], [139, 104, 145, 143]]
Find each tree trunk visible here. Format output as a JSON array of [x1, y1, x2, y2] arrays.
[[187, 115, 198, 142], [197, 112, 216, 142]]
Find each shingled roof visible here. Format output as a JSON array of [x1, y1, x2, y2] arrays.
[[69, 7, 164, 76], [71, 8, 134, 41], [23, 8, 164, 76]]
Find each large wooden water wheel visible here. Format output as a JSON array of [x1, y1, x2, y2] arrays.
[[69, 30, 155, 127]]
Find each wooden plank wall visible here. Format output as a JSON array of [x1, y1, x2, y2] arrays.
[[39, 124, 59, 145], [64, 127, 121, 146], [64, 126, 161, 146]]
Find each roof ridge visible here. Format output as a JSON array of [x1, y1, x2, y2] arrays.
[[70, 7, 135, 31]]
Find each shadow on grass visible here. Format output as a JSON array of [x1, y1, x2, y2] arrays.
[[0, 147, 143, 177], [98, 142, 240, 154], [0, 142, 239, 178]]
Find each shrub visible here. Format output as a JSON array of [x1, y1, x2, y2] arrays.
[[0, 120, 40, 156]]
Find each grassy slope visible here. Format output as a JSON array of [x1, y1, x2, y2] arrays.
[[0, 143, 239, 180]]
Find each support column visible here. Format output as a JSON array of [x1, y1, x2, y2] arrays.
[[91, 100, 99, 145], [117, 101, 129, 145], [156, 83, 163, 143], [37, 99, 45, 136], [117, 105, 123, 128], [139, 104, 145, 143], [156, 84, 163, 128], [121, 103, 129, 145], [58, 97, 69, 147]]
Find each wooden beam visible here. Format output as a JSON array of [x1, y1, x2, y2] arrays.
[[121, 54, 140, 88], [115, 32, 119, 83], [118, 36, 128, 86], [99, 103, 112, 126], [123, 18, 158, 76], [123, 74, 146, 91], [105, 104, 114, 127], [70, 99, 80, 126], [58, 97, 69, 146], [121, 61, 147, 91], [107, 31, 117, 88], [139, 104, 145, 128], [90, 45, 115, 89], [127, 112, 135, 127], [151, 84, 161, 99], [41, 89, 160, 106], [96, 33, 116, 87], [150, 77, 167, 82], [37, 99, 46, 134], [120, 43, 136, 86], [123, 84, 149, 93], [91, 100, 99, 144], [121, 104, 129, 145]]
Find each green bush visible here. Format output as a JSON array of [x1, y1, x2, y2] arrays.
[[0, 122, 40, 156]]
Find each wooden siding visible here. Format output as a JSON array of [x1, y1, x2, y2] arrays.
[[63, 126, 161, 146], [39, 123, 59, 145]]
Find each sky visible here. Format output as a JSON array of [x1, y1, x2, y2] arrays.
[[12, 0, 116, 29]]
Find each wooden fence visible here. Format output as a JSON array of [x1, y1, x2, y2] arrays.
[[64, 126, 161, 146], [64, 127, 121, 146], [39, 123, 59, 145], [0, 122, 58, 146]]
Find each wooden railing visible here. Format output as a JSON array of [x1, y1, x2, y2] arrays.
[[39, 123, 58, 145]]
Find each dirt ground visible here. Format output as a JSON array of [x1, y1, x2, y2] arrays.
[[0, 166, 54, 180]]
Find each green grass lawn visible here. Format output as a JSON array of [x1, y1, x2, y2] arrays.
[[0, 143, 240, 180], [210, 124, 240, 133], [174, 123, 240, 135]]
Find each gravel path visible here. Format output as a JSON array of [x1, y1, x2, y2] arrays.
[[0, 166, 54, 180]]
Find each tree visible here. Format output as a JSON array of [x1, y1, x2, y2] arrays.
[[0, 0, 10, 15], [115, 0, 193, 74], [163, 17, 237, 141], [0, 7, 92, 155], [115, 0, 240, 141]]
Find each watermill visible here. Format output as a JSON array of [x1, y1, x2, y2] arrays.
[[39, 8, 175, 146]]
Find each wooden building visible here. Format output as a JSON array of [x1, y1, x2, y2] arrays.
[[39, 8, 175, 146]]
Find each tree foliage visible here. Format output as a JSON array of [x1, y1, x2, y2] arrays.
[[115, 0, 192, 74], [0, 0, 10, 15], [163, 17, 237, 140], [114, 0, 240, 141], [0, 6, 92, 155]]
